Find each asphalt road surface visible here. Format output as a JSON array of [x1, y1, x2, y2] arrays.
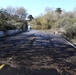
[[0, 30, 76, 75]]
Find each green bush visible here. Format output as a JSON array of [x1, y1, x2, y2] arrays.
[[0, 22, 16, 31], [65, 24, 76, 39], [0, 8, 28, 31]]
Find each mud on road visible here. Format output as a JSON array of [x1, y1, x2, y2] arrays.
[[0, 30, 76, 75]]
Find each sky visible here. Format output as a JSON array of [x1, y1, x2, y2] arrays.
[[0, 0, 76, 17]]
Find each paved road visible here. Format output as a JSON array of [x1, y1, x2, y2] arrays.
[[0, 30, 76, 75]]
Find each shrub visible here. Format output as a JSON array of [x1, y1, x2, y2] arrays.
[[65, 24, 76, 39]]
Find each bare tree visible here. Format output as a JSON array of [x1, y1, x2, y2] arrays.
[[16, 7, 27, 20], [6, 6, 16, 15], [45, 7, 53, 14]]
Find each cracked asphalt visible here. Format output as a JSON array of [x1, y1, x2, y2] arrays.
[[0, 30, 76, 75]]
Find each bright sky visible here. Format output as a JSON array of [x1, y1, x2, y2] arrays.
[[0, 0, 76, 17]]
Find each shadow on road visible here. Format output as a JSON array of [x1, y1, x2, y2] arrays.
[[0, 31, 76, 75], [0, 65, 61, 75]]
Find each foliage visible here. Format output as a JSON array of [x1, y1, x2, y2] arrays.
[[31, 7, 76, 40], [55, 8, 62, 14], [0, 7, 28, 31], [28, 15, 34, 21], [65, 24, 76, 39], [16, 7, 27, 20]]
